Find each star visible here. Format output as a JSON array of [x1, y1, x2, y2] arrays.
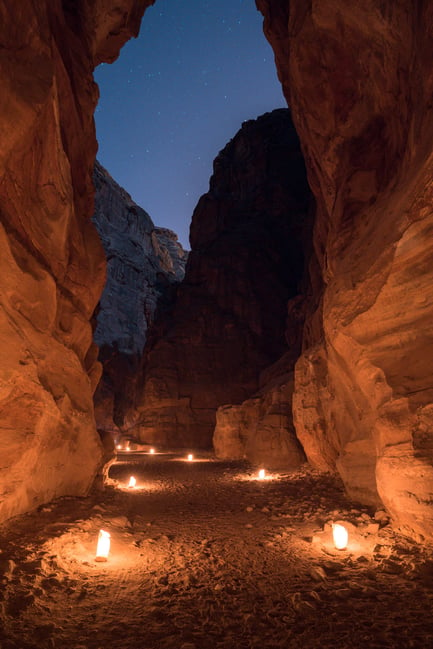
[[95, 0, 285, 249]]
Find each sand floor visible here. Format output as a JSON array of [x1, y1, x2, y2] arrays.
[[0, 451, 433, 649]]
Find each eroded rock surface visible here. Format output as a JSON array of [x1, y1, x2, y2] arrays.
[[214, 296, 308, 470], [0, 0, 153, 522], [257, 0, 433, 539], [131, 109, 312, 449], [92, 161, 187, 435], [214, 352, 305, 470]]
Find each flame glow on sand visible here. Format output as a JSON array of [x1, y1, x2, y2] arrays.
[[173, 455, 214, 463], [234, 470, 278, 482], [114, 479, 160, 493], [39, 523, 170, 576], [310, 519, 375, 556]]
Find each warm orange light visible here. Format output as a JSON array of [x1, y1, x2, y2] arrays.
[[332, 523, 348, 550], [258, 469, 266, 480], [187, 453, 193, 461], [116, 444, 122, 450], [149, 448, 155, 454], [128, 476, 136, 488], [95, 529, 111, 561]]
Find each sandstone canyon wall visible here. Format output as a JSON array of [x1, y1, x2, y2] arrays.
[[0, 0, 153, 522], [257, 0, 433, 540], [1, 0, 432, 545], [92, 161, 187, 436], [132, 109, 312, 450], [213, 302, 309, 471]]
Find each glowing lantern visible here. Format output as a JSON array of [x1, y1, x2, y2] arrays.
[[116, 444, 122, 450], [149, 448, 155, 455], [128, 476, 136, 488], [332, 523, 348, 550], [187, 453, 193, 461], [258, 469, 266, 480], [95, 529, 111, 562]]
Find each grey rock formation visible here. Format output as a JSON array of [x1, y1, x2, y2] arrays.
[[92, 161, 187, 433]]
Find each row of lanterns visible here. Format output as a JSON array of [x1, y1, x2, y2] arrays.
[[94, 522, 348, 562], [95, 452, 195, 561], [123, 454, 195, 493], [94, 456, 349, 562], [116, 444, 156, 454]]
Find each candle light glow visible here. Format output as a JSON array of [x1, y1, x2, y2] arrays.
[[95, 529, 111, 562], [332, 523, 348, 550]]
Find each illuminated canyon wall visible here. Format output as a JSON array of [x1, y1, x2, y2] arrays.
[[0, 0, 432, 543], [257, 0, 433, 540], [0, 0, 153, 521], [130, 109, 312, 449]]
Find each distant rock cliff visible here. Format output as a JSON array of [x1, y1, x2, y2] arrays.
[[92, 161, 187, 435], [130, 109, 313, 449]]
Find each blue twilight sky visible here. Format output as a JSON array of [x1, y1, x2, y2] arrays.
[[94, 0, 286, 249]]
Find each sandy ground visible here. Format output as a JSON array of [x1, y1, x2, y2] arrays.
[[0, 451, 433, 649]]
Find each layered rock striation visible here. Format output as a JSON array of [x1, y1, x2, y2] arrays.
[[132, 109, 313, 449], [92, 161, 187, 435], [0, 0, 153, 522], [257, 0, 433, 539]]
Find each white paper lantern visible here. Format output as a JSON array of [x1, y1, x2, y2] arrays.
[[128, 476, 136, 488], [258, 469, 266, 480], [332, 523, 348, 550], [95, 529, 111, 562]]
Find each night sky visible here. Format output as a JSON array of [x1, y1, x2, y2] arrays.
[[94, 0, 286, 249]]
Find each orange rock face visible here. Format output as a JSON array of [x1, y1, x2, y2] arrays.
[[0, 0, 153, 521], [257, 0, 433, 539], [214, 350, 306, 470]]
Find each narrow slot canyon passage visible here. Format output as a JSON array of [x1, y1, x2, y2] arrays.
[[1, 454, 433, 648], [1, 3, 433, 647]]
